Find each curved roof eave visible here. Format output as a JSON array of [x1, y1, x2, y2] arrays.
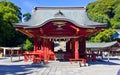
[[13, 18, 106, 29], [13, 7, 106, 28]]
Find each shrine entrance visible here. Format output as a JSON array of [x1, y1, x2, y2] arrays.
[[39, 36, 81, 61], [13, 7, 105, 64], [54, 40, 67, 60], [53, 38, 75, 60]]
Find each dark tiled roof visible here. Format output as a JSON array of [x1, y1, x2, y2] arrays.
[[13, 7, 105, 28]]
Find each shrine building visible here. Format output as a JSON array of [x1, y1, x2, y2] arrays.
[[13, 7, 105, 63]]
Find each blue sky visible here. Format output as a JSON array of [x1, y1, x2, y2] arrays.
[[9, 0, 96, 14]]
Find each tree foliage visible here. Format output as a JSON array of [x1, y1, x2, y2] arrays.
[[23, 39, 33, 51], [89, 29, 115, 42], [87, 0, 120, 42], [87, 0, 120, 28], [23, 12, 31, 22], [0, 1, 27, 46]]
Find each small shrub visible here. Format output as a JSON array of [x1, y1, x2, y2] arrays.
[[23, 39, 33, 51]]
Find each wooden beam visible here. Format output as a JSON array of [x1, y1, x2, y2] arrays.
[[17, 28, 34, 37], [41, 36, 79, 39]]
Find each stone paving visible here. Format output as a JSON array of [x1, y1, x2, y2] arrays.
[[0, 56, 120, 75]]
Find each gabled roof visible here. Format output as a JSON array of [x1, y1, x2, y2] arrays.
[[86, 41, 117, 49], [13, 7, 105, 28]]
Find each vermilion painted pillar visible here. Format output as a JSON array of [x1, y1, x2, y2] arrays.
[[48, 40, 51, 51], [46, 39, 49, 61], [34, 38, 37, 52], [49, 40, 55, 60], [71, 39, 75, 58], [82, 37, 86, 54], [43, 39, 47, 61], [75, 38, 79, 59], [37, 39, 41, 50], [41, 38, 43, 51], [79, 37, 86, 58], [48, 40, 53, 54], [66, 41, 70, 52]]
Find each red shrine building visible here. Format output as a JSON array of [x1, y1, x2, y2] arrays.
[[13, 7, 105, 64]]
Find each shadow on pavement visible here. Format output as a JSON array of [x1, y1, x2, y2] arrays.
[[88, 61, 120, 66], [0, 64, 47, 75]]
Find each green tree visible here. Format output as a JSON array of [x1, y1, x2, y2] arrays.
[[0, 1, 26, 46], [88, 29, 115, 42], [87, 0, 120, 28], [110, 2, 120, 29], [23, 39, 33, 51], [23, 12, 31, 22], [87, 0, 120, 42]]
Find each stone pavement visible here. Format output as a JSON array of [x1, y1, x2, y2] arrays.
[[0, 56, 120, 75]]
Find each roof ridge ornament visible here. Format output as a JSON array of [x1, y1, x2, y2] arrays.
[[54, 10, 65, 17]]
